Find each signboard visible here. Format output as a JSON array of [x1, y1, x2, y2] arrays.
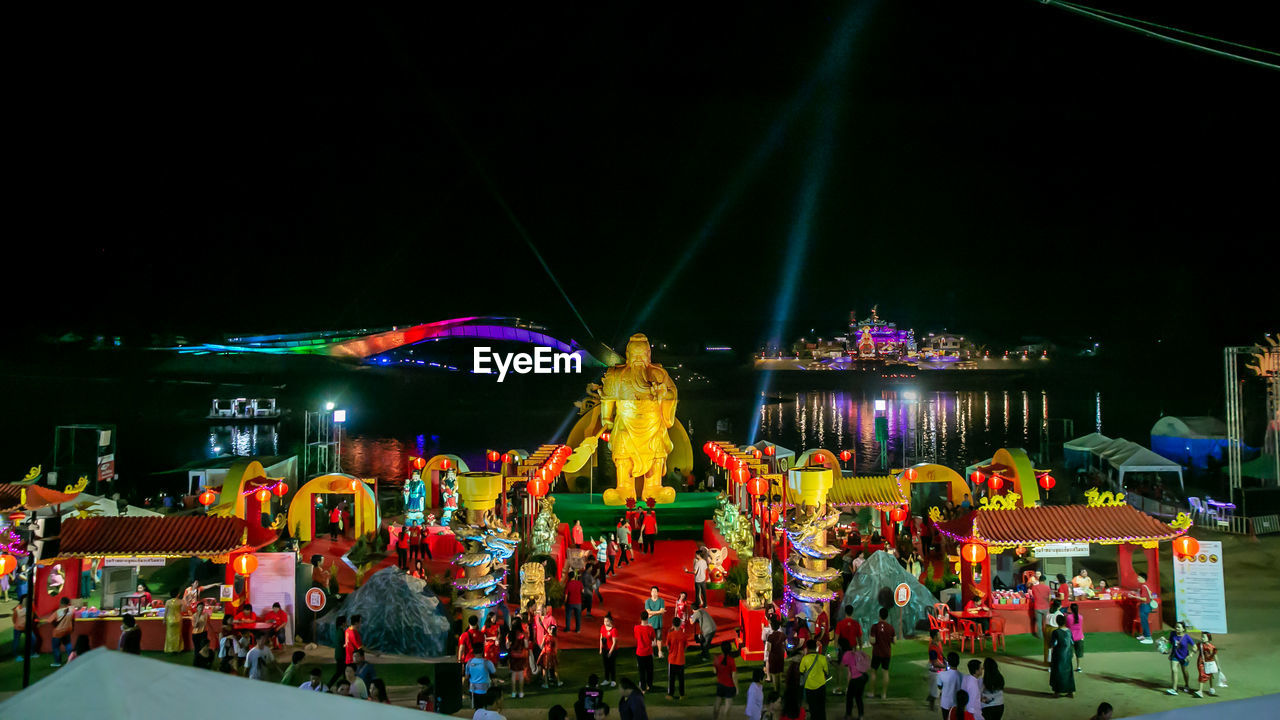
[[305, 587, 327, 612], [1173, 540, 1227, 634], [1034, 542, 1090, 558], [98, 456, 115, 483], [104, 556, 167, 567], [249, 552, 297, 645], [219, 584, 234, 601], [894, 582, 911, 607]]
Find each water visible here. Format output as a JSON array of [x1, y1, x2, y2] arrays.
[[750, 380, 1167, 474]]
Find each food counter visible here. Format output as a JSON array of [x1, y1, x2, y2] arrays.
[[29, 614, 225, 653], [990, 595, 1140, 635]]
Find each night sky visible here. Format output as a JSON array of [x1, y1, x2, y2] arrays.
[[12, 2, 1277, 352]]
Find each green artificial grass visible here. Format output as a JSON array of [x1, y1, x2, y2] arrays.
[[1, 632, 1149, 702]]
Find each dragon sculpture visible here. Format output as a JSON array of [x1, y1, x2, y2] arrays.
[[450, 512, 520, 616], [783, 509, 842, 604]]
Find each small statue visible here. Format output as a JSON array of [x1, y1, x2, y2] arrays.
[[746, 557, 773, 609], [520, 561, 546, 609], [531, 496, 560, 556], [402, 471, 427, 527], [440, 468, 459, 526]]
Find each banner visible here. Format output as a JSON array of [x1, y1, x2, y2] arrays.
[[1172, 540, 1227, 634], [1033, 542, 1090, 558], [249, 552, 297, 644]]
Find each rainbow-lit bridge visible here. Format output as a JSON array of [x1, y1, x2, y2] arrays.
[[178, 316, 616, 367]]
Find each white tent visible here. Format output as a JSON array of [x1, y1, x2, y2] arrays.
[[1063, 432, 1111, 451], [1112, 445, 1185, 490], [1121, 692, 1280, 718], [0, 648, 453, 719]]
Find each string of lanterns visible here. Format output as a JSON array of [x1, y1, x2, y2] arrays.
[[528, 444, 572, 499]]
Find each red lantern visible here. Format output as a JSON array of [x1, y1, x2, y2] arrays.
[[1038, 475, 1055, 490], [905, 467, 918, 481], [528, 478, 549, 498], [747, 477, 769, 497], [1173, 535, 1199, 558], [811, 454, 826, 465], [961, 542, 988, 564], [272, 482, 289, 497], [411, 457, 427, 471], [232, 554, 259, 576], [348, 478, 361, 492], [970, 471, 985, 484], [601, 432, 611, 442], [703, 441, 714, 455], [198, 489, 218, 506], [751, 447, 761, 459], [440, 458, 452, 470], [254, 487, 272, 503], [731, 467, 750, 485], [763, 445, 776, 457], [7, 511, 25, 524], [487, 450, 501, 463], [989, 476, 1005, 491], [890, 506, 908, 523], [0, 554, 17, 577], [839, 450, 852, 462]]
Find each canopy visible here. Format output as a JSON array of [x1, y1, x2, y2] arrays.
[[1151, 416, 1228, 439], [1112, 446, 1185, 491], [933, 504, 1183, 547], [1063, 432, 1111, 451], [1063, 432, 1111, 470], [0, 648, 453, 719], [1240, 453, 1278, 481]]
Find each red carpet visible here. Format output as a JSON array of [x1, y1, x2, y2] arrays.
[[550, 539, 740, 651]]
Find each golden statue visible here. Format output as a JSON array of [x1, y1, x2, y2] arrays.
[[746, 557, 773, 610], [600, 333, 679, 505]]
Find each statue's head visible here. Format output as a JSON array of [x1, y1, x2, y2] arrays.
[[625, 333, 652, 366]]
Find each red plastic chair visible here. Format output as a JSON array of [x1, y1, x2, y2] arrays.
[[928, 613, 952, 645], [958, 619, 985, 653], [987, 616, 1006, 652]]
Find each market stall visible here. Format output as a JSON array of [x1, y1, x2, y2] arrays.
[[931, 493, 1192, 635], [32, 514, 272, 652]]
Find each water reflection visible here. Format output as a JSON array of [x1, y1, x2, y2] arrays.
[[208, 425, 279, 458], [755, 388, 1090, 471]]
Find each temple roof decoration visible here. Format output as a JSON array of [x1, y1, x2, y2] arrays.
[[933, 504, 1185, 547]]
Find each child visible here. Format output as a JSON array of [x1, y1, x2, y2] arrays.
[[416, 675, 436, 711], [745, 668, 765, 720], [674, 591, 692, 628], [281, 650, 307, 685], [926, 629, 946, 710], [539, 626, 562, 688]]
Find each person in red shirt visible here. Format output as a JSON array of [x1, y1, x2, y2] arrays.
[[964, 591, 991, 633], [813, 609, 830, 651], [328, 506, 343, 541], [263, 602, 288, 649], [1029, 575, 1052, 638], [633, 612, 657, 692], [664, 616, 689, 700], [483, 613, 502, 665], [395, 526, 410, 569], [344, 614, 363, 665], [712, 640, 738, 720], [599, 614, 619, 686], [233, 603, 258, 625], [868, 607, 895, 700], [564, 572, 584, 632], [642, 511, 658, 554], [457, 616, 484, 663]]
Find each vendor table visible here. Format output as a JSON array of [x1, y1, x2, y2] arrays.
[[988, 597, 1136, 635], [30, 615, 225, 653]]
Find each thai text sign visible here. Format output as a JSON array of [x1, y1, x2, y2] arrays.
[[1173, 539, 1227, 634], [1033, 542, 1090, 558]]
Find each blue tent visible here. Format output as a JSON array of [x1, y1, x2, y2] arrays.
[[1150, 416, 1244, 470]]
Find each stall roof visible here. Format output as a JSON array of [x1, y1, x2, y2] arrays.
[[830, 474, 908, 507], [56, 515, 255, 558], [0, 482, 86, 513], [933, 504, 1183, 547], [1063, 432, 1111, 451]]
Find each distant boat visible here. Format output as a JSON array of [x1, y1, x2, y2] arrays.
[[207, 398, 281, 422]]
